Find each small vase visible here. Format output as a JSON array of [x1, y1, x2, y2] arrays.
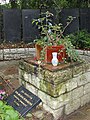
[[51, 52, 58, 66]]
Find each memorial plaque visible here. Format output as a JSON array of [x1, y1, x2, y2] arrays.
[[5, 85, 41, 117]]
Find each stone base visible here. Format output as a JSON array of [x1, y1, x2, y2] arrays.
[[19, 59, 90, 120]]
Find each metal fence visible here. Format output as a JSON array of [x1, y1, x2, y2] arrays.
[[3, 9, 21, 43], [22, 9, 40, 43], [60, 8, 79, 35], [0, 9, 2, 42], [0, 8, 90, 44]]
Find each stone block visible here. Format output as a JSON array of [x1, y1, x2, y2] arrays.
[[28, 74, 32, 83], [0, 54, 3, 60], [76, 50, 84, 55], [3, 49, 10, 54], [38, 90, 71, 110], [19, 60, 25, 70], [19, 69, 25, 80], [71, 86, 83, 99], [73, 63, 83, 77], [84, 83, 90, 94], [0, 49, 3, 54], [66, 77, 77, 92], [21, 80, 26, 86], [26, 82, 38, 96], [17, 48, 25, 53], [65, 98, 81, 115], [28, 48, 35, 52], [77, 74, 89, 86], [10, 49, 17, 53], [82, 62, 90, 72], [36, 77, 41, 88], [40, 79, 66, 97], [23, 72, 29, 82], [19, 61, 37, 74], [80, 93, 90, 106], [38, 90, 47, 104], [4, 54, 12, 60], [85, 72, 90, 82], [31, 74, 41, 88], [44, 68, 72, 84], [43, 103, 64, 120], [0, 49, 4, 60]]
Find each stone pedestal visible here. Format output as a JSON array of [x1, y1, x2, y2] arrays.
[[19, 59, 90, 120]]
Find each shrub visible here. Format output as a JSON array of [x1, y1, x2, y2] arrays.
[[0, 101, 24, 120], [67, 30, 90, 49]]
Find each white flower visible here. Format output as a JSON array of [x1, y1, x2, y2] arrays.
[[38, 60, 41, 64], [48, 29, 52, 33], [48, 22, 52, 26], [38, 19, 41, 22]]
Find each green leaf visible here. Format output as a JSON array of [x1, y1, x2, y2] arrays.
[[5, 115, 11, 120], [6, 110, 19, 120], [0, 101, 3, 107]]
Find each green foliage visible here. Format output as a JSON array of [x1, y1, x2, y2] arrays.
[[0, 101, 24, 120], [16, 0, 40, 9], [63, 36, 80, 62], [52, 0, 68, 9], [32, 11, 80, 62], [68, 30, 90, 49], [32, 11, 74, 45], [67, 0, 90, 8], [0, 0, 90, 9], [52, 0, 90, 8], [9, 0, 18, 8]]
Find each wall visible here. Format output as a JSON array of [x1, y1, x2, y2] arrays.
[[19, 58, 90, 120], [0, 48, 35, 60]]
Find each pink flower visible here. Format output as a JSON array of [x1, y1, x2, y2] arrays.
[[33, 56, 37, 61], [0, 89, 6, 100]]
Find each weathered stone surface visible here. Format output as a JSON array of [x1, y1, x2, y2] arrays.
[[43, 103, 64, 120], [31, 106, 54, 120], [84, 83, 90, 94], [23, 71, 29, 82], [85, 72, 90, 82], [40, 79, 66, 97], [44, 68, 72, 84], [71, 86, 83, 99], [0, 49, 3, 54], [66, 77, 77, 92], [80, 93, 90, 106], [19, 59, 90, 119], [19, 61, 37, 74], [82, 62, 90, 72], [21, 79, 26, 86], [38, 89, 72, 110], [3, 49, 10, 53], [32, 110, 45, 120], [65, 98, 81, 115], [0, 48, 35, 60], [77, 75, 86, 86], [73, 63, 83, 77], [28, 74, 32, 83], [31, 74, 41, 88], [0, 54, 3, 60], [26, 82, 38, 96]]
